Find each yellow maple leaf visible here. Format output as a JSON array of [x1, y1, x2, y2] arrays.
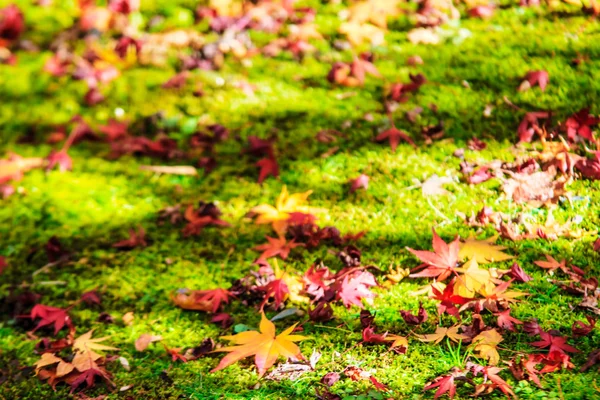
[[212, 312, 308, 377], [458, 235, 514, 264], [415, 325, 468, 345], [454, 258, 495, 297], [472, 329, 503, 365], [251, 186, 324, 234], [273, 260, 309, 304], [34, 353, 75, 377], [73, 330, 118, 360]]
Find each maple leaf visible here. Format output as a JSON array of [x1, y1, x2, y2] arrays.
[[212, 312, 307, 377], [408, 229, 460, 281], [530, 331, 579, 355], [507, 262, 532, 282], [572, 316, 596, 338], [34, 353, 74, 378], [471, 364, 515, 398], [423, 367, 466, 399], [534, 255, 567, 274], [259, 278, 289, 310], [519, 70, 549, 92], [256, 157, 279, 184], [29, 304, 73, 335], [562, 108, 599, 141], [338, 270, 377, 308], [453, 258, 495, 297], [69, 350, 114, 393], [431, 278, 471, 318], [98, 119, 128, 141], [375, 126, 416, 152], [251, 186, 324, 234], [254, 236, 303, 261], [112, 227, 147, 249], [517, 111, 551, 143], [458, 235, 513, 264], [73, 330, 118, 360], [495, 309, 523, 332], [416, 325, 468, 344], [400, 303, 428, 325], [472, 329, 503, 365], [182, 202, 229, 236], [172, 288, 232, 313]]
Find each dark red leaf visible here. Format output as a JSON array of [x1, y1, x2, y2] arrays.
[[0, 5, 24, 41], [400, 303, 428, 325], [256, 157, 279, 184], [376, 126, 416, 152], [29, 304, 73, 335], [507, 262, 532, 282]]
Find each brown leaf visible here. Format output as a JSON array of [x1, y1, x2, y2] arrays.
[[135, 334, 163, 352]]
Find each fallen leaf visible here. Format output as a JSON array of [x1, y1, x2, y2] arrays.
[[135, 334, 163, 352], [458, 236, 513, 263], [212, 312, 307, 377], [472, 329, 503, 365]]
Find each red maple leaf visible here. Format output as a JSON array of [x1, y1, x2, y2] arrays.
[[521, 70, 549, 91], [182, 202, 229, 236], [576, 151, 600, 180], [254, 235, 303, 261], [337, 270, 377, 309], [68, 367, 114, 393], [98, 119, 128, 142], [376, 126, 416, 152], [563, 108, 599, 141], [195, 288, 232, 313], [494, 309, 523, 332], [400, 303, 428, 325], [572, 316, 596, 338], [507, 262, 532, 282], [408, 229, 459, 281], [530, 331, 579, 355], [424, 368, 465, 399], [362, 326, 389, 344], [112, 227, 147, 249], [302, 265, 333, 301], [431, 279, 471, 318], [259, 278, 289, 310], [29, 304, 73, 335], [46, 150, 72, 172], [163, 344, 188, 362], [471, 365, 515, 397], [517, 111, 550, 143], [256, 157, 279, 184]]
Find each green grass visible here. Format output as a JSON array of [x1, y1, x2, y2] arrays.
[[1, 1, 600, 399]]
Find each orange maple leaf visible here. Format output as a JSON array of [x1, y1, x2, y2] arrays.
[[212, 312, 307, 377]]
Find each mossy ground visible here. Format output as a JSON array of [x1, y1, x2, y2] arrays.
[[2, 1, 600, 399]]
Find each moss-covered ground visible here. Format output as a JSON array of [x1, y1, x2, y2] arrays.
[[2, 1, 600, 399]]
